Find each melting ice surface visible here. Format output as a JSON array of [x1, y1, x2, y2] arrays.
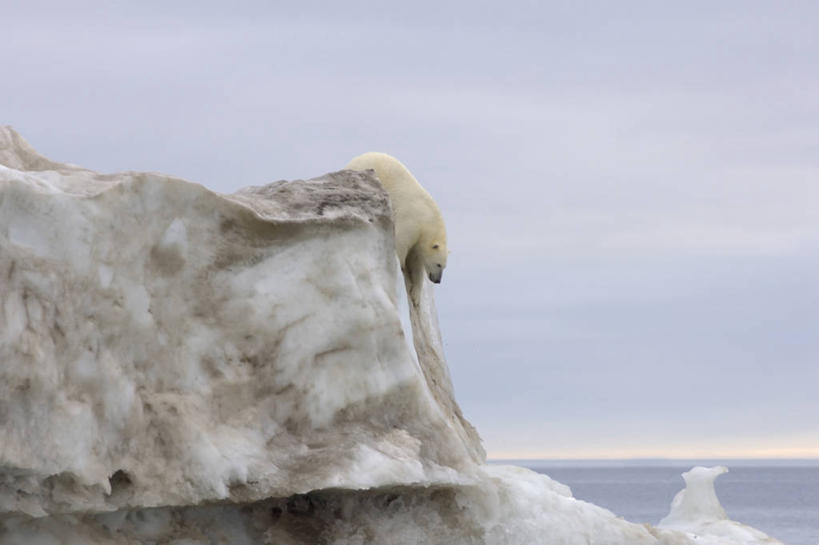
[[0, 126, 785, 544]]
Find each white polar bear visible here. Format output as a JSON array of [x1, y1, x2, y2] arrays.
[[346, 152, 448, 306]]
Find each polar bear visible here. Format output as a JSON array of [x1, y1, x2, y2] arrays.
[[346, 152, 447, 306]]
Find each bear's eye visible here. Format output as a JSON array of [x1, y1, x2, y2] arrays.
[[432, 244, 439, 249], [437, 264, 442, 268]]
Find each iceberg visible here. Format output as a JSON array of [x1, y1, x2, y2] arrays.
[[655, 466, 782, 545], [0, 126, 782, 544]]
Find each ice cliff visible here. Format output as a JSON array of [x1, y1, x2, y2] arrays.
[[0, 127, 781, 544]]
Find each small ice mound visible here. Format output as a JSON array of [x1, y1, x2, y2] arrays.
[[659, 465, 728, 528], [657, 466, 783, 545]]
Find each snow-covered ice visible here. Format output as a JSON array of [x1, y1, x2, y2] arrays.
[[0, 126, 782, 544]]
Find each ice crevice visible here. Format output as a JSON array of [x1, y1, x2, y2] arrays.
[[0, 126, 781, 544]]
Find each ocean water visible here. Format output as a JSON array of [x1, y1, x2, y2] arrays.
[[513, 460, 819, 545]]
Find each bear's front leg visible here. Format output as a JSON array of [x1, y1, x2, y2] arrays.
[[403, 246, 426, 308]]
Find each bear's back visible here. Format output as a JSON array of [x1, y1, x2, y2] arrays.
[[345, 152, 425, 201]]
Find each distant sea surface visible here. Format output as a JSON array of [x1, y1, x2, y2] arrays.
[[503, 459, 819, 545]]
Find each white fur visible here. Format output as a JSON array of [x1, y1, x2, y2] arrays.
[[346, 152, 447, 305]]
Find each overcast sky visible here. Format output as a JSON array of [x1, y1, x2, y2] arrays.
[[4, 1, 818, 459]]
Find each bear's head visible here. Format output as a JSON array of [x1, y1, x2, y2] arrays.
[[424, 242, 448, 284]]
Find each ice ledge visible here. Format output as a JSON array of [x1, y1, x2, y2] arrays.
[[0, 126, 482, 518]]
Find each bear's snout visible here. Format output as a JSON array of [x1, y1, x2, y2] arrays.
[[429, 271, 443, 284]]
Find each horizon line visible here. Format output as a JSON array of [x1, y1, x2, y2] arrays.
[[487, 456, 819, 467], [489, 456, 819, 461], [485, 446, 819, 460]]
